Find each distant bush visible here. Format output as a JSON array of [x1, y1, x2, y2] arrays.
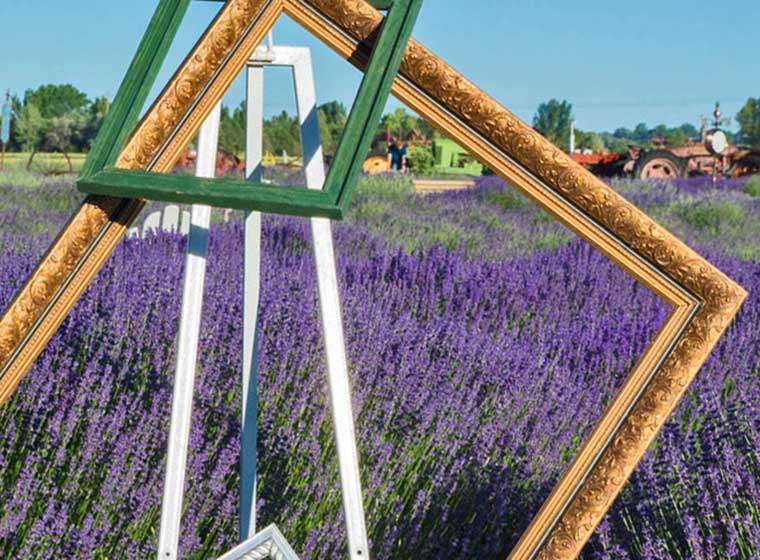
[[742, 175, 760, 197], [0, 169, 44, 189], [679, 200, 746, 236], [483, 188, 527, 211], [347, 175, 414, 224], [406, 144, 435, 175], [355, 174, 414, 199]]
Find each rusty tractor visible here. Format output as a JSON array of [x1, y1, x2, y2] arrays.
[[570, 104, 760, 180]]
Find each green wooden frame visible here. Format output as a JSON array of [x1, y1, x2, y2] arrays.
[[78, 0, 423, 220], [367, 0, 395, 10]]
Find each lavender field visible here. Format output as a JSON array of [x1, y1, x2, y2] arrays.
[[0, 173, 758, 559]]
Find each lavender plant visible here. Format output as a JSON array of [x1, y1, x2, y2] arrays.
[[0, 174, 756, 558]]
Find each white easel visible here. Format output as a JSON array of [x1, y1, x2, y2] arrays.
[[156, 39, 370, 560]]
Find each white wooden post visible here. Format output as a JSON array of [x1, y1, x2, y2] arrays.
[[569, 120, 576, 154], [143, 211, 162, 236], [162, 205, 181, 233], [157, 102, 222, 560], [241, 45, 370, 559], [180, 210, 191, 236], [294, 49, 370, 560], [240, 62, 265, 542], [154, 44, 369, 560]]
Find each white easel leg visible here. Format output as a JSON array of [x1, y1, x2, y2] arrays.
[[311, 219, 370, 560], [240, 63, 265, 542], [240, 45, 370, 558], [293, 50, 370, 560], [157, 103, 222, 560]]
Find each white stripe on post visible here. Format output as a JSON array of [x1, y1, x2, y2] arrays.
[[157, 102, 222, 560]]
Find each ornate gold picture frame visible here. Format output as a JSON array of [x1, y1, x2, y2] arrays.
[[0, 1, 746, 558]]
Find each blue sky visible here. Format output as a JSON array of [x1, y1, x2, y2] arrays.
[[1, 1, 758, 132]]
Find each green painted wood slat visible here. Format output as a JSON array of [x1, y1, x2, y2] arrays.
[[78, 0, 423, 220], [322, 0, 423, 212], [81, 169, 342, 219], [199, 0, 395, 7]]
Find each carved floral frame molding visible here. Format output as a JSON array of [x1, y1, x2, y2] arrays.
[[0, 1, 746, 559]]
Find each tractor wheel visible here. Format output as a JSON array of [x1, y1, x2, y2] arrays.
[[633, 150, 687, 180], [363, 156, 388, 175], [731, 154, 760, 178]]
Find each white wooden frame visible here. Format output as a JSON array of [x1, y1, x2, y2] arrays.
[[240, 44, 370, 559], [217, 524, 300, 560], [129, 206, 191, 238], [158, 102, 222, 560], [156, 44, 369, 560]]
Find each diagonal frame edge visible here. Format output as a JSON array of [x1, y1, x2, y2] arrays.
[[291, 1, 747, 558], [323, 0, 423, 210], [81, 0, 191, 178], [0, 0, 193, 400]]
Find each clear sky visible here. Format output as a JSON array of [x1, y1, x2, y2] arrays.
[[1, 1, 758, 133]]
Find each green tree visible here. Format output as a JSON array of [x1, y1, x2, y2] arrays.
[[381, 107, 406, 139], [679, 123, 699, 139], [24, 84, 89, 120], [218, 102, 246, 155], [401, 112, 418, 136], [402, 110, 436, 140], [378, 107, 436, 144], [651, 124, 668, 140], [664, 128, 688, 146], [736, 97, 760, 146], [14, 102, 45, 152], [9, 86, 105, 153], [532, 99, 574, 148], [317, 101, 347, 157], [574, 130, 604, 153], [605, 136, 631, 154], [263, 110, 300, 157], [76, 96, 110, 151], [41, 115, 77, 171], [90, 96, 110, 118], [415, 115, 436, 140], [632, 123, 650, 144], [406, 144, 435, 175]]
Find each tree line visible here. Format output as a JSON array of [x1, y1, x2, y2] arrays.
[[3, 85, 108, 159], [216, 101, 437, 159], [3, 84, 759, 161], [0, 84, 437, 161], [532, 97, 760, 154]]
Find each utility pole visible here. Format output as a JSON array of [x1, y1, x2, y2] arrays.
[[569, 119, 576, 154], [0, 91, 11, 171]]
